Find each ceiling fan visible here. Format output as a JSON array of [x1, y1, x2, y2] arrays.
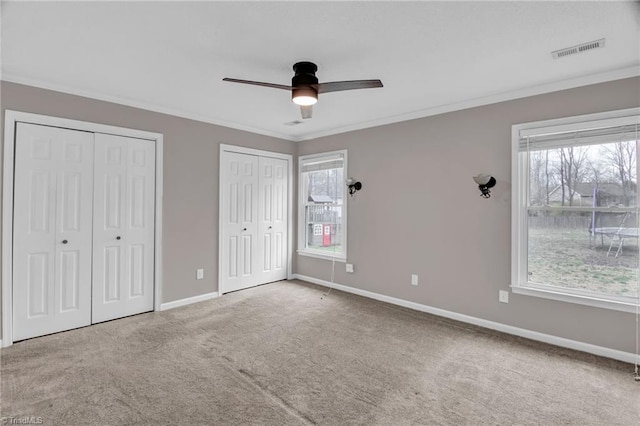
[[223, 61, 383, 119]]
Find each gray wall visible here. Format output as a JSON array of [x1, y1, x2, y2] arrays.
[[0, 81, 296, 338], [2, 78, 640, 355], [296, 77, 640, 354]]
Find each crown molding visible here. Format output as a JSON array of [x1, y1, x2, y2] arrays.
[[0, 73, 297, 141], [3, 65, 638, 143], [292, 65, 640, 141]]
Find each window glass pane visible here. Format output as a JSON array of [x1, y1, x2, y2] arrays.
[[527, 210, 639, 298], [529, 141, 637, 207], [305, 167, 344, 202]]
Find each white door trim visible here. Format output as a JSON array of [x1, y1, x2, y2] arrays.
[[218, 144, 293, 295], [2, 110, 164, 347]]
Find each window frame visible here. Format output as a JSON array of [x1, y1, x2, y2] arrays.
[[511, 107, 640, 313], [297, 149, 348, 262]]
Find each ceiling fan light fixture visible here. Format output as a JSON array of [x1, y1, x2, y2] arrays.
[[224, 60, 382, 118], [292, 87, 317, 105], [292, 96, 317, 106]]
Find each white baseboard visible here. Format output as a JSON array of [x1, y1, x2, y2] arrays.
[[160, 291, 219, 311], [292, 274, 639, 365]]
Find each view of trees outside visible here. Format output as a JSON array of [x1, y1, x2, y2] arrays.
[[527, 140, 639, 298], [303, 168, 344, 253], [307, 168, 344, 202], [529, 140, 637, 207]]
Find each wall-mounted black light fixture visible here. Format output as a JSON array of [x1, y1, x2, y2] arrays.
[[346, 177, 362, 196], [473, 174, 496, 198]]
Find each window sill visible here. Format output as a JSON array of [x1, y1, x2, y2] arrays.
[[297, 250, 346, 263], [511, 284, 639, 313]]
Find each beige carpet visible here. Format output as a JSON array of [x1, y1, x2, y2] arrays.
[[1, 280, 638, 425]]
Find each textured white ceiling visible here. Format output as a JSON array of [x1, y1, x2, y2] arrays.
[[2, 1, 639, 141]]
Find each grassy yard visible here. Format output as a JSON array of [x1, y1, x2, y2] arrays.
[[528, 227, 639, 297]]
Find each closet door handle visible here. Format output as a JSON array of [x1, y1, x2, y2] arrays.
[[116, 236, 121, 240], [268, 226, 272, 229], [62, 240, 68, 244], [242, 228, 247, 231]]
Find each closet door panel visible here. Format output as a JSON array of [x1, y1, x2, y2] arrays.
[[258, 157, 288, 283], [221, 151, 259, 293], [57, 146, 93, 316], [92, 133, 155, 323], [124, 139, 155, 314], [13, 123, 93, 341], [92, 134, 127, 323]]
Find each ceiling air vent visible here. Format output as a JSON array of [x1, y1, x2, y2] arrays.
[[552, 38, 605, 59], [284, 120, 304, 126]]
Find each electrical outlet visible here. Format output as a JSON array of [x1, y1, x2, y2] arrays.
[[411, 274, 419, 286], [196, 268, 204, 280], [499, 290, 509, 303], [346, 263, 354, 273]]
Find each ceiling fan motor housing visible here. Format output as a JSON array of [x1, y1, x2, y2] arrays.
[[292, 62, 319, 101]]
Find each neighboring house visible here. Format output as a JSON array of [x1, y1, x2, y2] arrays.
[[575, 182, 637, 207], [547, 182, 636, 207], [547, 184, 584, 206]]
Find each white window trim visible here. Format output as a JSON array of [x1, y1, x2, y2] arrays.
[[297, 149, 348, 261], [511, 107, 640, 313]]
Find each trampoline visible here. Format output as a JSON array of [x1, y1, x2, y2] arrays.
[[594, 227, 639, 257]]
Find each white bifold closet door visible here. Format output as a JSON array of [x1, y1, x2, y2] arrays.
[[12, 125, 156, 342], [92, 133, 156, 323], [222, 152, 259, 293], [257, 156, 288, 284], [221, 151, 287, 294], [13, 123, 94, 341]]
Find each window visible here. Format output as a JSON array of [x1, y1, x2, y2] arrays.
[[512, 108, 640, 312], [298, 150, 347, 261]]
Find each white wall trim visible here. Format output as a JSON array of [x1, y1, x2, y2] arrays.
[[1, 73, 294, 142], [296, 250, 347, 263], [2, 114, 17, 348], [4, 66, 638, 143], [154, 135, 164, 315], [160, 292, 219, 311], [2, 110, 164, 348], [293, 274, 640, 365], [219, 144, 293, 161], [510, 285, 639, 314], [218, 144, 294, 295]]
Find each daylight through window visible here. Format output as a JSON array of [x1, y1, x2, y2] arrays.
[[512, 110, 640, 311], [298, 150, 347, 260]]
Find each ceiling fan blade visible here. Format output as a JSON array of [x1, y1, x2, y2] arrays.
[[300, 105, 313, 119], [316, 80, 383, 94], [222, 78, 292, 91]]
